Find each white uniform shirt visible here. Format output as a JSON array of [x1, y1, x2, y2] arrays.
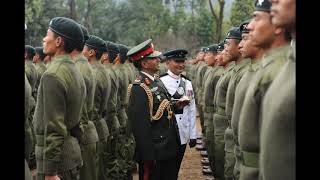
[[160, 70, 197, 145]]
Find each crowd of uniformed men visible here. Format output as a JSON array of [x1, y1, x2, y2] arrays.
[[25, 0, 295, 179]]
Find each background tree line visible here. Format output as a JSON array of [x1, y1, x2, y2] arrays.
[[25, 0, 254, 57]]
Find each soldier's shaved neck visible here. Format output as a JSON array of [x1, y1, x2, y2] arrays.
[[251, 48, 265, 64], [70, 49, 82, 60]]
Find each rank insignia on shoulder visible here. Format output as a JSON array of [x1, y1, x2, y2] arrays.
[[144, 78, 151, 85], [150, 86, 158, 92]]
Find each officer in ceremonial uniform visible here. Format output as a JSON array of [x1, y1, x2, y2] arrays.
[[160, 49, 197, 177], [127, 39, 181, 180]]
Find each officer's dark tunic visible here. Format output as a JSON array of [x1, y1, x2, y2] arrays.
[[128, 72, 180, 180]]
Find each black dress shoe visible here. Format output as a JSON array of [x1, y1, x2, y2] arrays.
[[196, 145, 206, 151], [201, 159, 210, 166], [202, 165, 210, 169], [205, 176, 215, 180], [196, 139, 202, 144], [200, 150, 208, 157], [202, 167, 213, 175]]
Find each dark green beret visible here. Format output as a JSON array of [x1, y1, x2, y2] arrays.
[[85, 35, 107, 52], [239, 20, 250, 34], [106, 41, 120, 54], [163, 49, 188, 61], [200, 47, 207, 52], [25, 45, 35, 57], [118, 44, 129, 57], [35, 47, 46, 60], [49, 17, 84, 44], [118, 43, 129, 63], [255, 0, 271, 12], [226, 27, 242, 40], [217, 40, 225, 52], [79, 24, 89, 41], [206, 44, 218, 53]]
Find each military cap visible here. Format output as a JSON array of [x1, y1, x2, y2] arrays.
[[118, 44, 129, 62], [35, 47, 46, 59], [200, 47, 207, 52], [162, 49, 188, 61], [79, 24, 89, 41], [25, 45, 36, 57], [118, 44, 129, 56], [239, 20, 250, 33], [49, 17, 84, 44], [206, 44, 218, 53], [106, 41, 120, 54], [226, 27, 242, 40], [217, 40, 225, 52], [85, 35, 107, 52], [127, 39, 162, 62], [255, 0, 271, 12]]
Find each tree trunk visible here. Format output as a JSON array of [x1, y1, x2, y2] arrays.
[[85, 0, 93, 33], [68, 0, 77, 21], [208, 0, 225, 42]]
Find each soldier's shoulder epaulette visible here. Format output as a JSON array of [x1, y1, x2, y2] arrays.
[[159, 72, 168, 78], [181, 74, 191, 81]]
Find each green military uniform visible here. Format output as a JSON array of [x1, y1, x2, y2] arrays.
[[25, 75, 33, 180], [260, 42, 295, 180], [224, 58, 250, 179], [84, 35, 112, 180], [75, 54, 100, 180], [33, 55, 86, 180], [195, 61, 208, 139], [25, 60, 38, 94], [203, 65, 223, 169], [25, 75, 33, 163], [124, 62, 135, 84], [238, 45, 290, 180], [45, 60, 52, 68], [115, 63, 132, 179], [231, 61, 261, 180], [35, 62, 47, 85], [91, 62, 111, 180], [128, 62, 139, 83], [212, 61, 236, 180], [35, 61, 47, 97], [104, 63, 121, 179], [25, 54, 38, 172]]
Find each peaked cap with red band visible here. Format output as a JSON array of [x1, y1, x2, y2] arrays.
[[127, 39, 162, 62]]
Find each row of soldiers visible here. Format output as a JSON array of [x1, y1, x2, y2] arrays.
[[25, 17, 141, 180], [180, 0, 294, 180]]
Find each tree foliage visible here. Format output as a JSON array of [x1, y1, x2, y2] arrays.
[[25, 0, 236, 56], [230, 0, 254, 27]]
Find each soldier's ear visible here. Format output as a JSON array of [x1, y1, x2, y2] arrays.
[[274, 27, 285, 36], [89, 49, 96, 57], [55, 36, 64, 48]]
